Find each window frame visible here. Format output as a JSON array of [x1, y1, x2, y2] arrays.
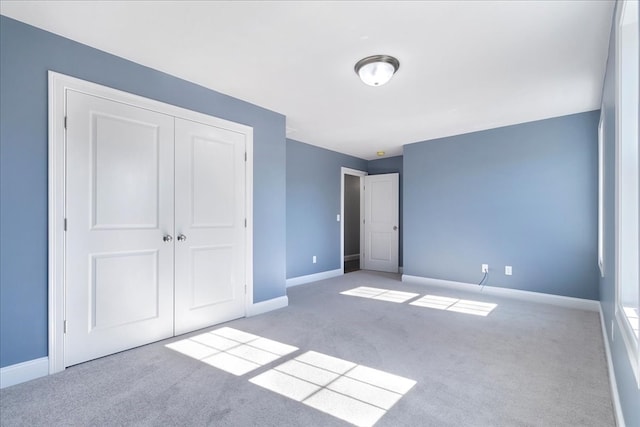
[[614, 0, 640, 388], [598, 111, 604, 278]]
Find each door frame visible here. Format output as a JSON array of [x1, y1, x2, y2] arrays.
[[48, 71, 254, 374], [340, 167, 367, 274]]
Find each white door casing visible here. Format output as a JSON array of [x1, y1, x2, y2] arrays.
[[363, 173, 399, 273], [64, 91, 175, 366], [48, 72, 254, 373], [174, 118, 246, 335]]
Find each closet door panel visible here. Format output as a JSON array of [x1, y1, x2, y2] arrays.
[[65, 90, 175, 367], [174, 118, 246, 335]]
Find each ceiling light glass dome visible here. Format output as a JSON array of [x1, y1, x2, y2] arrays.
[[355, 55, 400, 86]]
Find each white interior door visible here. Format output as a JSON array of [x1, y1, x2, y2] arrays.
[[65, 91, 175, 366], [363, 173, 399, 273], [174, 118, 246, 335]]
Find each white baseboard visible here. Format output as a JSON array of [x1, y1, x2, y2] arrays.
[[0, 357, 49, 389], [247, 295, 288, 317], [401, 275, 599, 312], [286, 268, 343, 288], [344, 254, 360, 262], [599, 305, 626, 427]]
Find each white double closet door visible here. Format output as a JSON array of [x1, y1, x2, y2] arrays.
[[65, 90, 246, 367]]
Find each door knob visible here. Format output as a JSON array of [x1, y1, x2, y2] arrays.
[[163, 234, 173, 242], [177, 234, 187, 242], [393, 226, 398, 231]]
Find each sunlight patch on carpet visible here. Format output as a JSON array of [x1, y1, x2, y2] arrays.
[[410, 295, 497, 316], [340, 286, 420, 303], [250, 350, 416, 426], [166, 327, 298, 375]]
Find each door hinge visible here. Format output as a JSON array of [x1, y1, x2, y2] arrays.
[[244, 284, 247, 294], [244, 218, 247, 228], [63, 320, 68, 333], [64, 218, 67, 231], [64, 116, 67, 129], [244, 152, 247, 162]]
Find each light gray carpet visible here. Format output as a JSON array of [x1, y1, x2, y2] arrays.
[[0, 271, 614, 426]]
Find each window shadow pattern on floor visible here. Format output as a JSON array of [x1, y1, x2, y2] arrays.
[[166, 328, 416, 426], [341, 286, 498, 317]]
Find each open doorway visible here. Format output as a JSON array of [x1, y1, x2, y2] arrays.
[[341, 168, 366, 274], [344, 174, 361, 272]]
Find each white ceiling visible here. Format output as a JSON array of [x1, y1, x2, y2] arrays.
[[1, 1, 614, 160]]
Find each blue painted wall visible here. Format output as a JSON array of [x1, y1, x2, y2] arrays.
[[403, 111, 600, 300], [368, 156, 403, 267], [0, 16, 286, 368], [286, 139, 367, 279], [599, 2, 640, 424]]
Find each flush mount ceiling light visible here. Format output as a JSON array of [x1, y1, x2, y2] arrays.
[[354, 55, 400, 86]]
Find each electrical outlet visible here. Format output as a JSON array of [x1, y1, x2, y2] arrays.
[[505, 266, 512, 275], [482, 264, 489, 273], [312, 256, 317, 264]]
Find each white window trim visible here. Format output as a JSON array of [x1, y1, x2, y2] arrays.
[[598, 110, 604, 278], [613, 0, 640, 388]]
